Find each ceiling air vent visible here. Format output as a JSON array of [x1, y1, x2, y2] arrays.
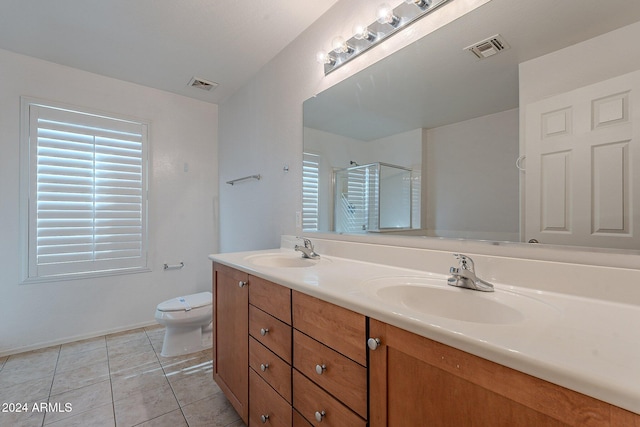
[[465, 34, 510, 59], [188, 77, 219, 91]]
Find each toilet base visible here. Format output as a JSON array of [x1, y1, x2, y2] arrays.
[[160, 324, 212, 357]]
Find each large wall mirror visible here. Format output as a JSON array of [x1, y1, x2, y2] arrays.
[[303, 0, 640, 255]]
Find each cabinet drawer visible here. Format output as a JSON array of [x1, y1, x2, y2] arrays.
[[293, 330, 367, 418], [293, 409, 313, 427], [249, 305, 292, 363], [292, 291, 366, 366], [293, 370, 366, 427], [249, 275, 291, 325], [249, 337, 291, 403], [249, 369, 292, 427]]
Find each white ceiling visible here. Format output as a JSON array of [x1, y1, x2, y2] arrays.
[[0, 0, 340, 104]]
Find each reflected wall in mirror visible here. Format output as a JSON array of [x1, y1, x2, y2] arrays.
[[303, 0, 640, 252]]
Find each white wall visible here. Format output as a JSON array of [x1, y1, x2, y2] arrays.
[[218, 0, 490, 252], [0, 49, 219, 355]]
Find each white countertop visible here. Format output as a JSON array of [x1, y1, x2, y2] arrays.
[[209, 247, 640, 415]]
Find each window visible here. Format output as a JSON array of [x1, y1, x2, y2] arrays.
[[302, 152, 320, 231], [21, 98, 149, 281]]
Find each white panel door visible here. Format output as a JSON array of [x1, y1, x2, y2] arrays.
[[524, 70, 640, 249]]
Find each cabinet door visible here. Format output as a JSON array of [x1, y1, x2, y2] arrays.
[[368, 319, 620, 427], [213, 263, 249, 424]]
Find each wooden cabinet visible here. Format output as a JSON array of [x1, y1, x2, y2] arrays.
[[214, 262, 640, 427], [248, 274, 293, 426], [213, 263, 249, 424], [368, 318, 640, 427], [292, 291, 368, 426]]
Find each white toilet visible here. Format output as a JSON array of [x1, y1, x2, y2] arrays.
[[154, 291, 213, 357]]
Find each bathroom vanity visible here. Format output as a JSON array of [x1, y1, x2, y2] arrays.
[[210, 243, 640, 426]]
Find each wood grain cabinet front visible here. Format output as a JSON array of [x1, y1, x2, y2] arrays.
[[368, 318, 640, 427], [249, 369, 292, 427], [249, 336, 292, 403], [291, 290, 368, 426], [212, 263, 249, 424], [247, 273, 294, 426]]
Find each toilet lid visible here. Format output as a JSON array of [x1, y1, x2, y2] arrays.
[[157, 291, 212, 312]]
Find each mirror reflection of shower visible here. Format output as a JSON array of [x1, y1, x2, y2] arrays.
[[334, 162, 414, 233]]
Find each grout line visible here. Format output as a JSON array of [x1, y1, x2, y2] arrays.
[[105, 335, 117, 427], [43, 345, 62, 427]]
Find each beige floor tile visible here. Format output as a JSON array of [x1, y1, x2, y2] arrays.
[[0, 375, 53, 403], [0, 355, 8, 370], [108, 346, 159, 375], [170, 368, 221, 407], [59, 336, 106, 358], [107, 335, 154, 359], [161, 352, 212, 383], [44, 402, 114, 427], [106, 328, 148, 346], [181, 393, 241, 427], [44, 379, 112, 425], [50, 360, 110, 395], [136, 408, 188, 427], [144, 324, 164, 334], [110, 363, 169, 402], [0, 406, 46, 427], [2, 346, 59, 373], [0, 364, 56, 387], [55, 346, 108, 373], [113, 380, 179, 426]]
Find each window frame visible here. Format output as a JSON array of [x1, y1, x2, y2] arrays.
[[19, 97, 150, 283]]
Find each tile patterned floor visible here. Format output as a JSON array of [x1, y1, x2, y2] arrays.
[[0, 325, 246, 427]]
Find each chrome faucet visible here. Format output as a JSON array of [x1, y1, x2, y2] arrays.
[[294, 237, 320, 259], [447, 253, 494, 292]]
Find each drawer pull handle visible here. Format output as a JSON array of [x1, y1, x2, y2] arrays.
[[260, 414, 269, 423], [238, 281, 247, 288], [260, 363, 269, 372], [315, 410, 326, 422], [367, 337, 381, 350], [315, 364, 326, 375], [260, 328, 269, 336]]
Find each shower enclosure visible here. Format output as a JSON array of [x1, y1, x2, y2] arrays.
[[334, 162, 413, 233]]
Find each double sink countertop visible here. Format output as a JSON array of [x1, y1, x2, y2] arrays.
[[209, 247, 640, 415]]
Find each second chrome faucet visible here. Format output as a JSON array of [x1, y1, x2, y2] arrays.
[[447, 253, 494, 292], [294, 237, 320, 259]]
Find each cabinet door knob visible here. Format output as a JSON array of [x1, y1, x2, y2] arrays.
[[315, 364, 326, 375], [238, 281, 247, 288], [260, 363, 269, 372], [260, 328, 269, 336], [260, 414, 269, 423], [367, 337, 381, 350], [315, 410, 326, 422]]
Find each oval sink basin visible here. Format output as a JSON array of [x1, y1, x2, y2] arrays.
[[362, 276, 557, 325], [245, 253, 326, 268]]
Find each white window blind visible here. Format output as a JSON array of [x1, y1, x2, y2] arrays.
[[24, 100, 148, 280], [302, 152, 320, 231]]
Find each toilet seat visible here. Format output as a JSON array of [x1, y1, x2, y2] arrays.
[[156, 291, 211, 312]]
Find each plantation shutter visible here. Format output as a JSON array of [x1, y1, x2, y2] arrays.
[[302, 152, 320, 231], [28, 103, 148, 279]]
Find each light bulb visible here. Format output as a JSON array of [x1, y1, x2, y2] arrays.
[[315, 50, 335, 65], [331, 36, 353, 54], [377, 3, 400, 26], [353, 23, 375, 42]]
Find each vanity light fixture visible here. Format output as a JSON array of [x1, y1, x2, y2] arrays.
[[317, 0, 452, 75], [405, 0, 432, 10]]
